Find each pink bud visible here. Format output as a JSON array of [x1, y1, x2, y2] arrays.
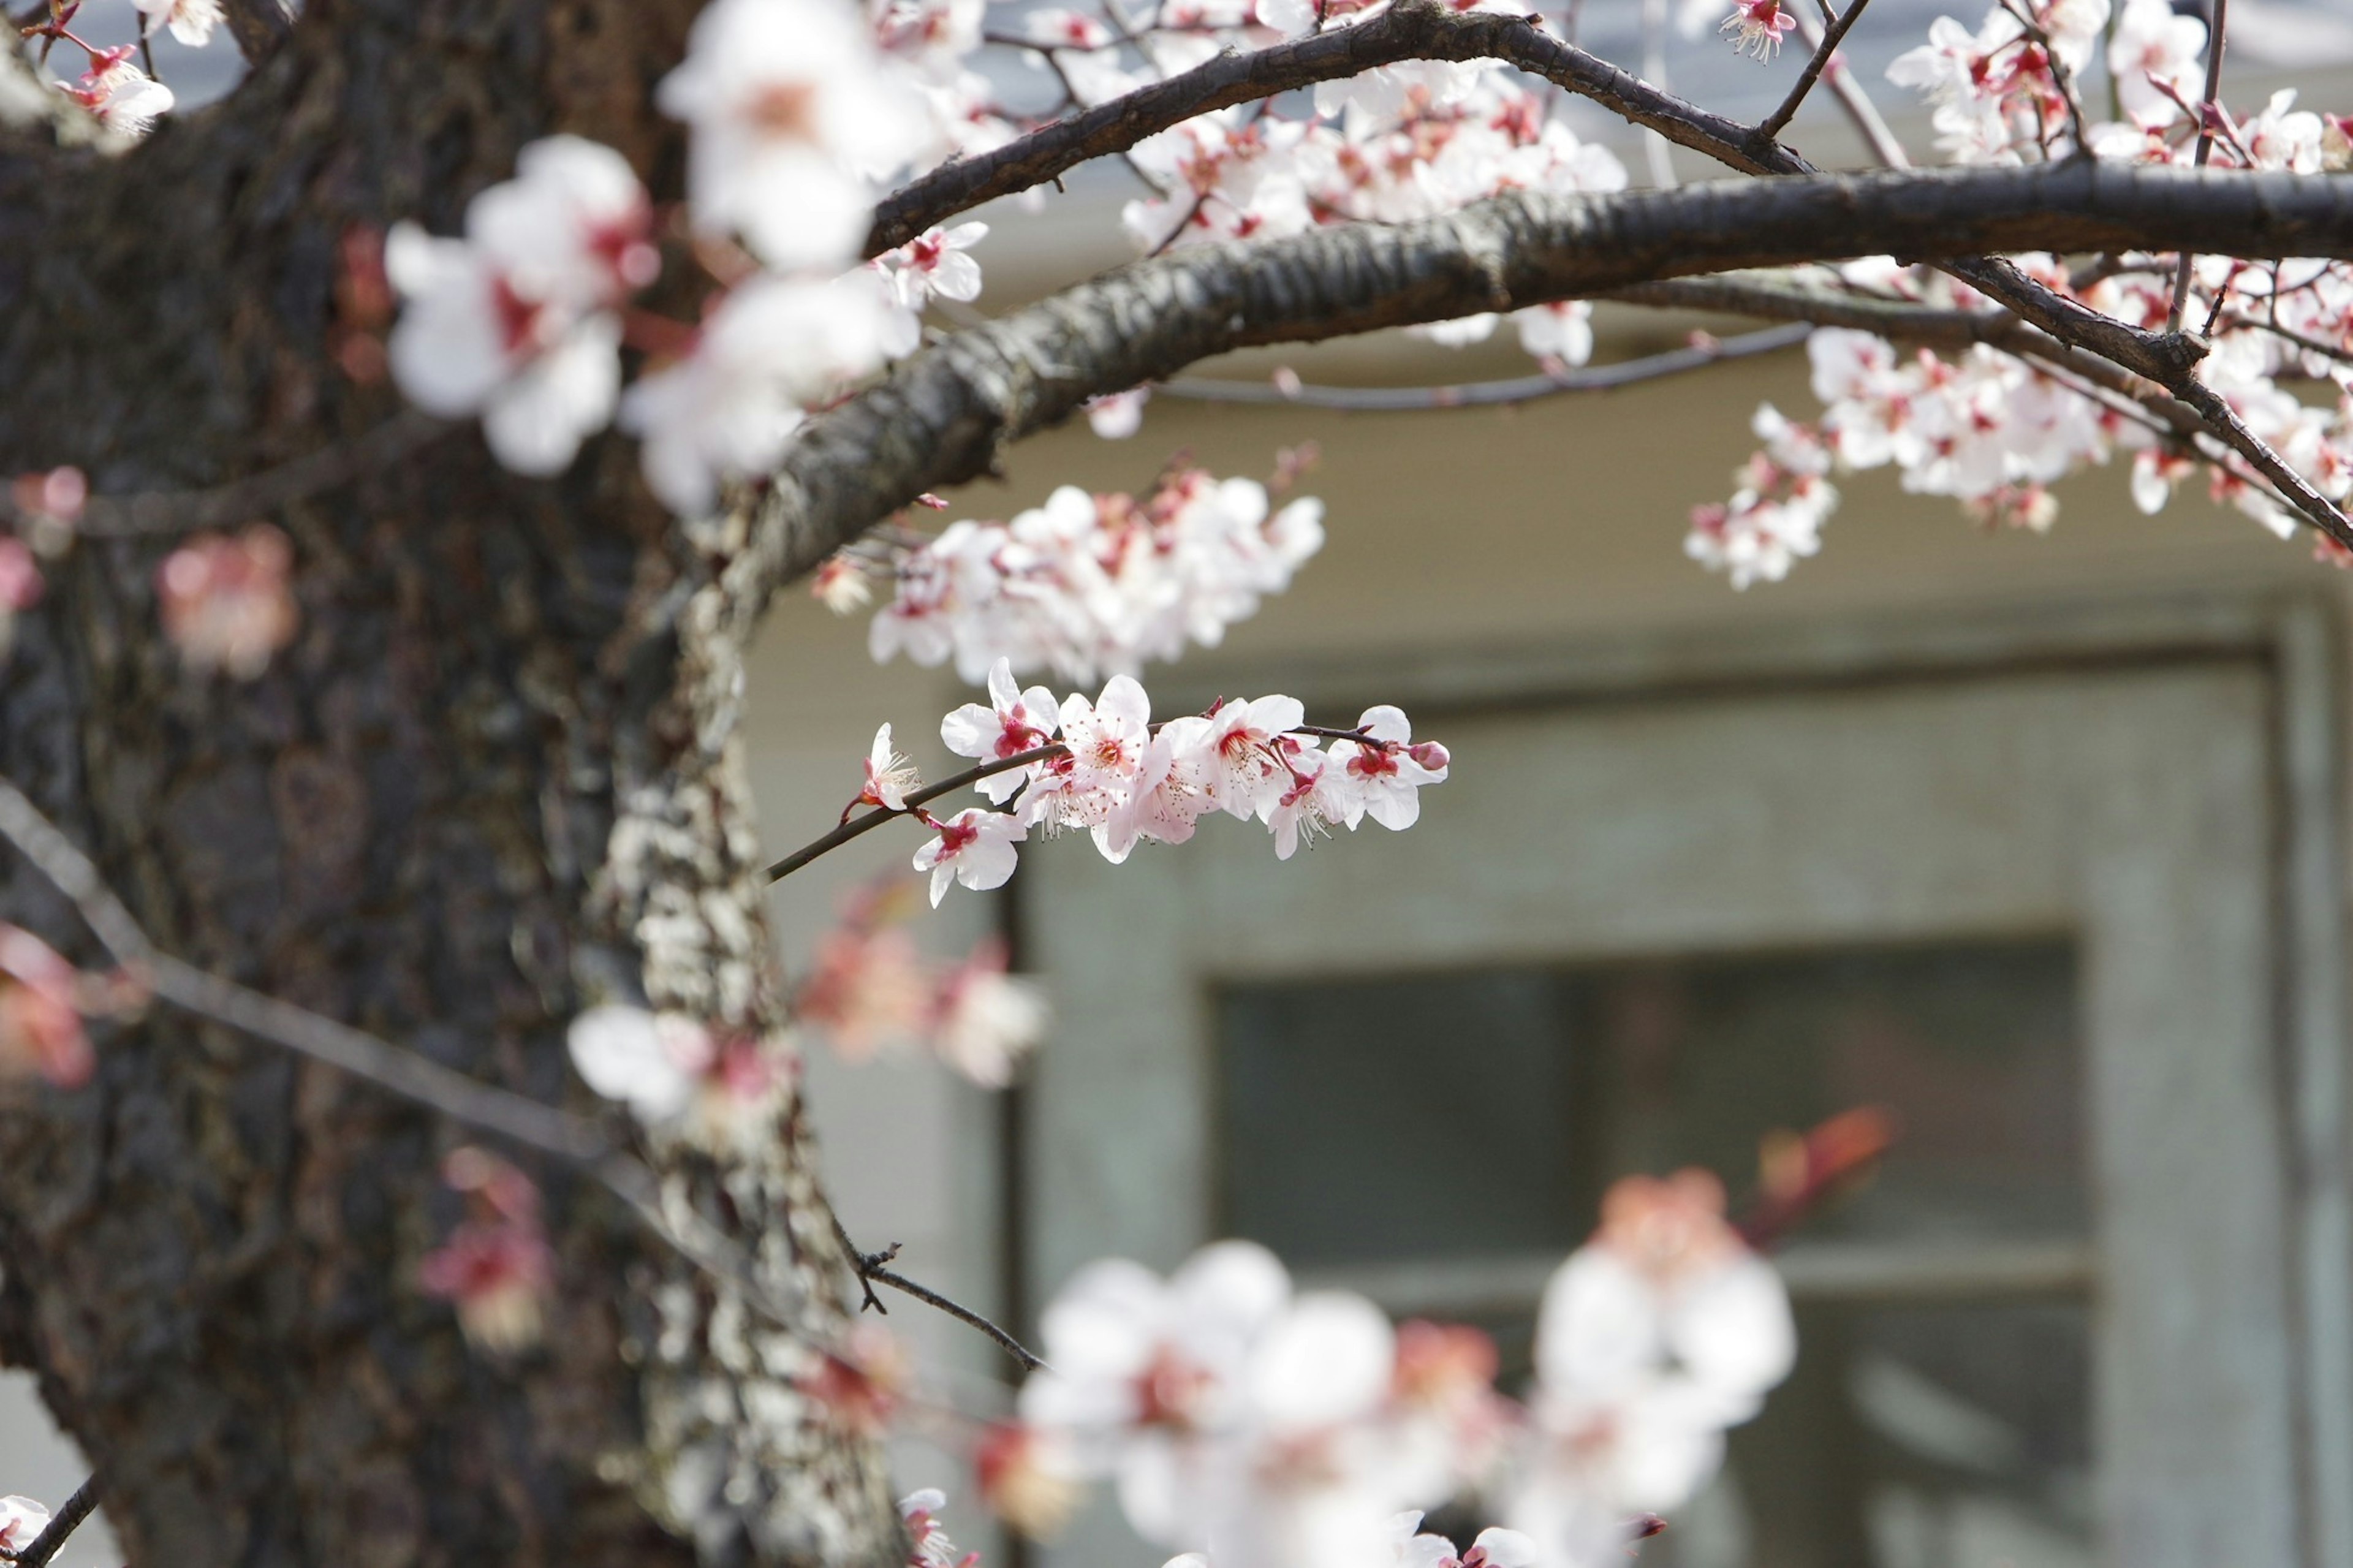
[[1408, 740, 1449, 771]]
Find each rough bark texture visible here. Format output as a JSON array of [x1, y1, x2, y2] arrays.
[[0, 4, 898, 1565]]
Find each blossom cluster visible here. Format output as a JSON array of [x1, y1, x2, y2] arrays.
[[1686, 0, 2353, 584], [851, 468, 1327, 686], [795, 879, 1051, 1088], [376, 0, 1023, 510], [851, 661, 1448, 907], [417, 1147, 555, 1354], [986, 1168, 1793, 1568]]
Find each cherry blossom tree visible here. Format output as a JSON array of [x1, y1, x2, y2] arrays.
[[0, 0, 2345, 1562]]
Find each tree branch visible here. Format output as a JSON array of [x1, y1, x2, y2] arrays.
[[1159, 322, 1812, 409], [865, 2, 1787, 255], [757, 164, 2353, 605], [1752, 0, 1875, 148], [0, 1474, 100, 1568], [829, 1211, 1045, 1371]]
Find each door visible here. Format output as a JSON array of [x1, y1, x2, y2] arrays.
[[1018, 615, 2352, 1568]]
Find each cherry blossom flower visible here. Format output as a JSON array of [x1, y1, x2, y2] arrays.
[[813, 555, 877, 614], [1098, 715, 1215, 862], [941, 658, 1061, 803], [1502, 1171, 1794, 1563], [1197, 695, 1306, 820], [567, 1002, 713, 1124], [1392, 1516, 1540, 1568], [864, 469, 1325, 684], [929, 936, 1049, 1086], [418, 1147, 555, 1354], [156, 525, 300, 679], [58, 51, 174, 137], [1719, 0, 1797, 59], [656, 0, 925, 270], [2108, 0, 2207, 126], [1087, 388, 1151, 439], [0, 1496, 50, 1555], [852, 723, 923, 819], [900, 1488, 980, 1568], [882, 222, 989, 311], [1059, 675, 1153, 792], [620, 269, 907, 517], [797, 920, 931, 1062], [1513, 301, 1594, 367], [1022, 1241, 1415, 1557], [135, 0, 224, 47], [1263, 740, 1352, 860], [0, 923, 93, 1089], [912, 808, 1026, 904], [805, 1319, 911, 1434], [1327, 706, 1449, 833], [978, 1421, 1087, 1539], [387, 137, 654, 474]]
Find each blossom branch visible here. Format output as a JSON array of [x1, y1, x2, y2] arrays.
[[830, 1211, 1046, 1371], [0, 1473, 99, 1568], [1751, 0, 1876, 148], [765, 744, 1063, 882], [2165, 0, 2229, 333], [864, 1, 1785, 255], [1, 409, 447, 539], [1159, 323, 1812, 410], [758, 162, 2353, 606]]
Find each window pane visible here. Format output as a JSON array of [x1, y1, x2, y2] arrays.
[[1213, 940, 2090, 1568]]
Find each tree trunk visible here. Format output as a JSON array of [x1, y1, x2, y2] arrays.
[[0, 4, 899, 1563]]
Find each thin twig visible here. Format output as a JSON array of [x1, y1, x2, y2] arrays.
[[832, 1210, 1045, 1369], [0, 1473, 100, 1568], [2, 411, 448, 540], [1161, 324, 1810, 410], [868, 1264, 1047, 1371], [765, 744, 1066, 882], [2165, 0, 2227, 332], [1752, 0, 1875, 146]]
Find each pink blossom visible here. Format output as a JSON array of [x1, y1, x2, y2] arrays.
[[620, 270, 906, 516], [912, 808, 1026, 904], [1198, 694, 1306, 820], [798, 922, 931, 1062], [1098, 714, 1215, 862], [387, 137, 653, 475], [1719, 0, 1797, 59], [883, 222, 990, 310], [941, 657, 1061, 803], [930, 937, 1050, 1086], [852, 723, 923, 819], [1262, 740, 1350, 860], [58, 53, 174, 137], [419, 1148, 554, 1355], [977, 1422, 1086, 1539], [1327, 706, 1447, 833], [1086, 388, 1151, 439], [0, 923, 92, 1089], [657, 0, 926, 270], [1059, 675, 1153, 792], [900, 1489, 980, 1568], [134, 0, 224, 47], [2109, 0, 2206, 126], [0, 1496, 51, 1554], [156, 525, 299, 679]]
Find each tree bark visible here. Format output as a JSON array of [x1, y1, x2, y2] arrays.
[[0, 4, 898, 1564]]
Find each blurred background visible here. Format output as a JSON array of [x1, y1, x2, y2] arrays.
[[9, 2, 2353, 1564]]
